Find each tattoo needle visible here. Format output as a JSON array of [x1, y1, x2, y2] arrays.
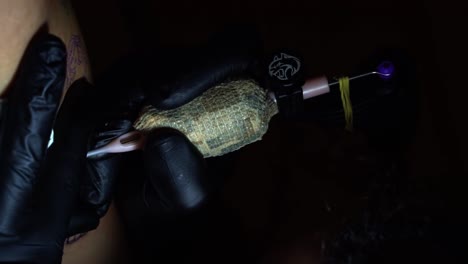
[[86, 131, 145, 158]]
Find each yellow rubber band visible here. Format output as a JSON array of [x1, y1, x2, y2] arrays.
[[339, 77, 353, 132]]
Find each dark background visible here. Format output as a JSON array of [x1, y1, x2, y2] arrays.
[[71, 0, 467, 262]]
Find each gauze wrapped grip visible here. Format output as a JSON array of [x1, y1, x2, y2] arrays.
[[134, 80, 278, 157]]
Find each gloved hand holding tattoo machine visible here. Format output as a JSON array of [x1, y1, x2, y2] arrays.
[[88, 30, 407, 159]]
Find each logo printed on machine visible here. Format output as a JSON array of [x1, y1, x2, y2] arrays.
[[268, 53, 301, 81]]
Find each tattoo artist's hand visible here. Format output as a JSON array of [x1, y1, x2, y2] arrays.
[[111, 26, 261, 260], [0, 34, 98, 263]]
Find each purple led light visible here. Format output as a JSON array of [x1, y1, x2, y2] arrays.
[[377, 61, 395, 80]]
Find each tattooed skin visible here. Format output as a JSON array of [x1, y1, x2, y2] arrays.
[[65, 35, 85, 89]]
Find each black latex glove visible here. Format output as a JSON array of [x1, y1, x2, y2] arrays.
[[0, 34, 98, 263]]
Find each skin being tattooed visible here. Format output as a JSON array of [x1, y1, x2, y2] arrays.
[[65, 34, 86, 89]]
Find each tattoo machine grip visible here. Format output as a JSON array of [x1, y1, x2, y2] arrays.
[[134, 80, 279, 158]]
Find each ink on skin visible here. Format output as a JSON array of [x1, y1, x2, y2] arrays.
[[64, 35, 84, 89]]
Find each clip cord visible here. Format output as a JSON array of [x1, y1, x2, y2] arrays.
[[339, 77, 353, 132]]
